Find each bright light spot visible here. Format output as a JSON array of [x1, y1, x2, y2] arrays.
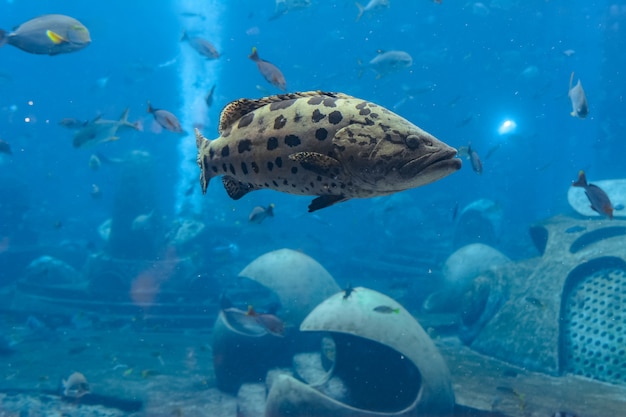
[[24, 117, 31, 123], [498, 119, 517, 135], [27, 100, 34, 106]]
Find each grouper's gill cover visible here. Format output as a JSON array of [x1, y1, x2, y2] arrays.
[[196, 91, 461, 212]]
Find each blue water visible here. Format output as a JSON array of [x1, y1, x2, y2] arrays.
[[0, 1, 625, 415]]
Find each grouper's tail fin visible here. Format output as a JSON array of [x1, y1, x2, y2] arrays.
[[195, 128, 212, 194]]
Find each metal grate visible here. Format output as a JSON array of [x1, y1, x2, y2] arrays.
[[562, 268, 626, 385]]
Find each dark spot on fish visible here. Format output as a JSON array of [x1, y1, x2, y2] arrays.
[[355, 102, 367, 110], [274, 115, 287, 129], [291, 166, 298, 174], [359, 108, 371, 116], [267, 161, 274, 171], [237, 113, 254, 128], [312, 109, 325, 123], [315, 128, 328, 141], [222, 163, 228, 172], [272, 180, 279, 187], [331, 183, 337, 188], [269, 100, 295, 111], [307, 96, 323, 105], [316, 176, 322, 182], [211, 166, 218, 173], [285, 134, 301, 147], [340, 183, 346, 189], [275, 157, 283, 168], [364, 118, 375, 126], [283, 179, 288, 185], [370, 113, 379, 119], [328, 111, 343, 125], [267, 136, 279, 151], [379, 123, 390, 132], [264, 182, 269, 187], [251, 162, 260, 174], [241, 162, 249, 175], [309, 182, 314, 188], [221, 146, 230, 157], [323, 98, 337, 107], [238, 139, 252, 153], [291, 184, 296, 188], [209, 148, 216, 159], [294, 112, 303, 123], [229, 164, 236, 175]]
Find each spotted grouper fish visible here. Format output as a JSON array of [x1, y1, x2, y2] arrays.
[[195, 91, 461, 212]]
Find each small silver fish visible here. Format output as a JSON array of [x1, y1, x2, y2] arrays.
[[367, 50, 412, 79], [249, 204, 275, 224], [270, 0, 311, 20], [355, 0, 390, 22], [181, 30, 219, 59], [147, 101, 185, 134], [249, 47, 286, 91], [568, 72, 588, 119], [73, 109, 141, 148], [131, 210, 155, 231], [62, 372, 90, 398], [468, 143, 483, 175]]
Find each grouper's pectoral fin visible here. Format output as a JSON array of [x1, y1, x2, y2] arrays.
[[222, 176, 254, 200], [288, 152, 343, 178], [308, 195, 348, 212]]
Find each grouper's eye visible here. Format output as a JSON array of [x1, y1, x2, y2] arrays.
[[405, 135, 421, 149]]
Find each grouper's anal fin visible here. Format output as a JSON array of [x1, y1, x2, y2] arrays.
[[308, 195, 348, 212], [222, 176, 254, 200]]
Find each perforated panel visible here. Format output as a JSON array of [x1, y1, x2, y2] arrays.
[[562, 268, 626, 385]]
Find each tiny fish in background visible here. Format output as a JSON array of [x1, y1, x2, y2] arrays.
[[270, 0, 312, 20], [355, 0, 389, 22], [0, 14, 90, 55], [88, 154, 101, 170], [61, 372, 90, 398], [568, 72, 588, 118], [205, 84, 216, 107], [58, 118, 88, 129], [147, 101, 185, 134], [0, 139, 12, 155], [222, 306, 285, 337], [249, 203, 275, 224], [373, 305, 400, 314], [343, 283, 355, 300], [571, 170, 613, 219], [366, 50, 412, 79], [73, 109, 141, 148], [249, 47, 287, 91], [468, 143, 483, 174], [458, 143, 482, 174], [90, 184, 102, 199], [131, 210, 155, 232], [181, 30, 219, 59]]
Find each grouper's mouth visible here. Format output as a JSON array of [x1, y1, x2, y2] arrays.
[[400, 147, 462, 179]]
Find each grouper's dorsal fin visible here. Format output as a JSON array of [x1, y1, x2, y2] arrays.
[[218, 91, 352, 134]]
